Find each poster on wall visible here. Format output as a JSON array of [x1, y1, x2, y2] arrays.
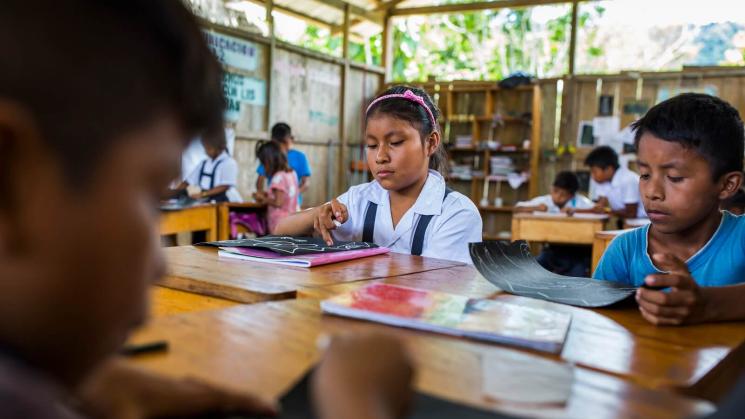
[[203, 30, 258, 72], [223, 72, 266, 122]]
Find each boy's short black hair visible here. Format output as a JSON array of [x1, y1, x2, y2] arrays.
[[271, 123, 293, 143], [0, 0, 224, 186], [553, 171, 580, 195], [631, 93, 745, 179], [584, 146, 620, 170]]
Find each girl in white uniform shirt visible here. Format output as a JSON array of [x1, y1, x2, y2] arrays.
[[173, 129, 242, 202], [276, 86, 482, 264]]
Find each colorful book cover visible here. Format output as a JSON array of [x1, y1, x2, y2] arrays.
[[321, 283, 571, 353], [218, 246, 390, 268]]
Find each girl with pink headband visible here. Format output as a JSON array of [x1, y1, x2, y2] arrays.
[[276, 86, 482, 264]]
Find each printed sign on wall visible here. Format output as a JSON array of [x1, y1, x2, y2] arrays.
[[204, 30, 258, 72], [223, 72, 266, 121]]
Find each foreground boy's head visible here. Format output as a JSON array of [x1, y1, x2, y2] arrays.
[[584, 146, 620, 183], [551, 171, 580, 208], [0, 0, 223, 386], [632, 93, 744, 232]]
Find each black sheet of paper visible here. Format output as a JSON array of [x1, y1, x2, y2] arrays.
[[276, 371, 511, 419], [469, 241, 636, 308], [197, 236, 378, 255]]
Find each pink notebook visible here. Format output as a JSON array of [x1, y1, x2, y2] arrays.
[[218, 246, 390, 267]]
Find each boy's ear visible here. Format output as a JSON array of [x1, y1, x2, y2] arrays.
[[719, 171, 744, 201], [0, 100, 50, 253]]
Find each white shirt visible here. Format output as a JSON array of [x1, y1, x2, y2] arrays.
[[333, 170, 483, 264], [590, 166, 646, 218], [516, 193, 595, 213], [184, 151, 243, 202]]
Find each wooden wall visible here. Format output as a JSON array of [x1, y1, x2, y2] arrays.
[[535, 68, 745, 196], [203, 22, 383, 207]]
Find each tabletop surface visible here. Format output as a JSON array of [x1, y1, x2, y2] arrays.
[[158, 246, 464, 303], [130, 298, 715, 419]]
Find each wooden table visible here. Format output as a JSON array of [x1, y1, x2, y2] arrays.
[[150, 286, 237, 318], [130, 299, 715, 419], [217, 201, 266, 240], [591, 229, 628, 272], [157, 246, 465, 304], [160, 204, 218, 241], [511, 213, 609, 245], [298, 266, 745, 402]]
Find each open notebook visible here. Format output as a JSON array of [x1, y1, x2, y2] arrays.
[[321, 283, 571, 354]]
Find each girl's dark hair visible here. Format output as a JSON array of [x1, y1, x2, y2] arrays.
[[256, 140, 289, 179], [365, 85, 448, 175]]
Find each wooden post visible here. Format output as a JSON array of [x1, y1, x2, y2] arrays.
[[265, 0, 275, 131], [337, 3, 351, 196], [568, 0, 578, 76], [382, 13, 394, 83]]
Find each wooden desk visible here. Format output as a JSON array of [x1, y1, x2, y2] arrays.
[[511, 213, 609, 245], [217, 202, 266, 240], [150, 286, 237, 318], [158, 246, 464, 304], [129, 299, 714, 418], [298, 266, 745, 402], [160, 204, 218, 241], [591, 229, 628, 272]]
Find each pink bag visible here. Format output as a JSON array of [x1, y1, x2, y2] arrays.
[[229, 212, 267, 238]]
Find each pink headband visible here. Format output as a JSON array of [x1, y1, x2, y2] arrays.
[[366, 89, 437, 128]]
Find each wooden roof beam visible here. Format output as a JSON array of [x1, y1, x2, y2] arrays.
[[390, 0, 593, 16], [316, 0, 384, 24]]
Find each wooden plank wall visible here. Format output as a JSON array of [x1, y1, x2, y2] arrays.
[[206, 25, 383, 207], [535, 69, 745, 197]]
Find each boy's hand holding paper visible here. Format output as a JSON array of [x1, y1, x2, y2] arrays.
[[636, 254, 707, 326]]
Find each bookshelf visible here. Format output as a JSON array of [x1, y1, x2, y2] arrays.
[[413, 80, 542, 240]]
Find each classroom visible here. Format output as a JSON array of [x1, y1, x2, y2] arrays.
[[2, 0, 745, 418]]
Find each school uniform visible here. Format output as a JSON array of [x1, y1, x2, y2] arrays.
[[515, 193, 595, 212], [332, 170, 483, 264], [590, 166, 647, 218], [184, 151, 242, 202]]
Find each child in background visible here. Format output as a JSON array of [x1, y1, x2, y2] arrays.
[[254, 140, 300, 234], [256, 123, 311, 206], [173, 127, 242, 202], [275, 86, 482, 264], [722, 188, 745, 215], [583, 145, 646, 219], [514, 171, 594, 214], [594, 93, 745, 326], [515, 171, 596, 277]]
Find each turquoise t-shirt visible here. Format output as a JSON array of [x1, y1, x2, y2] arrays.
[[594, 211, 745, 287]]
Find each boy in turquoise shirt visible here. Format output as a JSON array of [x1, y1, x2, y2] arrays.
[[594, 93, 744, 326]]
